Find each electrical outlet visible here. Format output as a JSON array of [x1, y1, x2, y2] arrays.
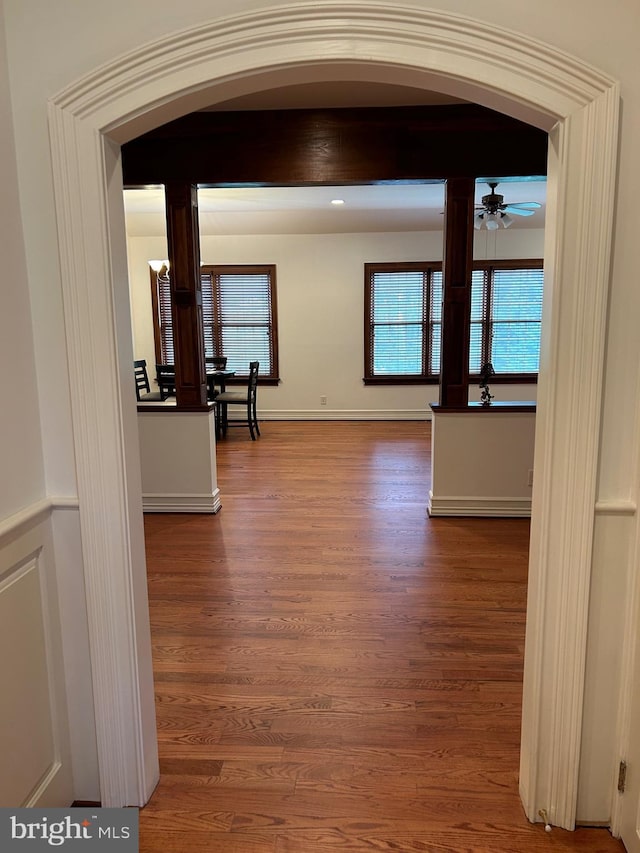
[[528, 469, 534, 486], [320, 395, 327, 406]]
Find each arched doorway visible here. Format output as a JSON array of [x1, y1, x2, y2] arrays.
[[48, 4, 618, 829]]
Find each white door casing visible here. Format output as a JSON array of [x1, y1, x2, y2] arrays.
[[617, 593, 640, 851], [611, 390, 640, 848], [47, 2, 619, 825]]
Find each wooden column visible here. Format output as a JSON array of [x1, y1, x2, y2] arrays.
[[439, 177, 475, 408], [164, 182, 208, 409]]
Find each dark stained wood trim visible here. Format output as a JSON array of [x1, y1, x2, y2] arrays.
[[439, 178, 475, 407], [165, 182, 208, 410], [365, 375, 536, 385], [430, 401, 537, 413], [363, 259, 543, 386], [474, 258, 544, 271], [363, 376, 440, 386], [137, 402, 216, 413], [469, 374, 538, 384], [364, 264, 372, 380], [201, 263, 280, 381], [122, 104, 547, 186], [363, 261, 443, 383]]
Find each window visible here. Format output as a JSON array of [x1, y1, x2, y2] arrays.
[[469, 261, 543, 379], [151, 264, 279, 381], [364, 259, 543, 383], [364, 262, 442, 384], [150, 266, 174, 365]]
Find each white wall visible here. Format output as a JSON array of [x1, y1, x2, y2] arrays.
[[0, 5, 44, 517], [4, 0, 640, 824], [0, 5, 83, 807], [128, 228, 543, 418]]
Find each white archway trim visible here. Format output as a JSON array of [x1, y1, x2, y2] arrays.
[[48, 2, 619, 825], [54, 3, 610, 131], [521, 88, 620, 829]]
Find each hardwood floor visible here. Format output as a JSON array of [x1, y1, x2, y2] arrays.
[[141, 421, 623, 852]]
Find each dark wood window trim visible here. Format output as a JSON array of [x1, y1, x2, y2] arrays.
[[364, 261, 442, 385], [150, 263, 280, 383], [364, 258, 543, 385], [469, 258, 543, 383], [201, 263, 279, 383]]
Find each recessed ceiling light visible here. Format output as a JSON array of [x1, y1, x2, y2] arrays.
[[330, 198, 345, 205]]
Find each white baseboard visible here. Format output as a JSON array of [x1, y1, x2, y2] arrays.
[[256, 409, 432, 421], [428, 492, 532, 517], [142, 489, 222, 513]]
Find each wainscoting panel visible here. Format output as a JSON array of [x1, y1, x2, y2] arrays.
[[0, 504, 73, 807], [0, 554, 55, 805]]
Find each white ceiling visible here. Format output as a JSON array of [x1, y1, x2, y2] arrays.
[[123, 180, 546, 237]]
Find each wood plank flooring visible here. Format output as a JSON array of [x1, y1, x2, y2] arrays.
[[141, 421, 623, 852]]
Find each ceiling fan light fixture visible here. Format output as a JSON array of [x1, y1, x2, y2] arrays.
[[474, 181, 541, 230]]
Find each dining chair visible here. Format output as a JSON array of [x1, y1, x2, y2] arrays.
[[134, 359, 150, 400], [205, 356, 228, 401], [156, 364, 176, 401], [134, 359, 164, 401], [215, 361, 260, 440]]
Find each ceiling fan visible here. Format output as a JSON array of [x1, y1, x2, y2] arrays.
[[474, 181, 541, 230]]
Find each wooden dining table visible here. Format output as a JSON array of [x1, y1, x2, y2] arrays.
[[206, 368, 235, 401]]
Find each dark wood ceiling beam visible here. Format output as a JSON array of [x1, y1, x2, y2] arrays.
[[122, 104, 547, 186]]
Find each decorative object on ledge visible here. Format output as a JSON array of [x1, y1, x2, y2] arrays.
[[479, 362, 496, 405]]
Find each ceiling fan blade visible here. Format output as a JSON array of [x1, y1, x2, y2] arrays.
[[503, 206, 536, 216], [504, 201, 542, 209]]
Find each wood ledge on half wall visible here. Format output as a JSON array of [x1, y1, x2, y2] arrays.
[[136, 401, 216, 413], [430, 401, 537, 413]]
